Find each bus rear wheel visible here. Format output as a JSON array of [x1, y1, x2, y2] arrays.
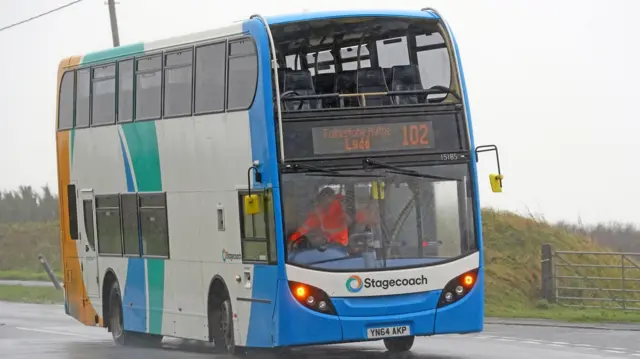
[[210, 297, 238, 354], [383, 336, 415, 353], [108, 281, 162, 347]]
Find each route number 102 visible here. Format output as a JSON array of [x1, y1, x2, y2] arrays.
[[402, 124, 429, 146]]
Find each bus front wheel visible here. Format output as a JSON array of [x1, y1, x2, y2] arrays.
[[383, 336, 415, 353]]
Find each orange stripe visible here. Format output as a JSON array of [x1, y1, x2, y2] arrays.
[[56, 56, 103, 327]]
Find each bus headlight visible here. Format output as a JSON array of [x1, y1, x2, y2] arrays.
[[288, 281, 337, 315], [437, 269, 478, 308]]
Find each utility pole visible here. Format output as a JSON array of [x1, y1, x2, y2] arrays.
[[107, 0, 120, 47]]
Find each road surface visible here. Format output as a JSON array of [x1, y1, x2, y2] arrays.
[[2, 301, 640, 358]]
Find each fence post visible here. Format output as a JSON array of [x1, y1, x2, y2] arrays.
[[541, 244, 555, 302]]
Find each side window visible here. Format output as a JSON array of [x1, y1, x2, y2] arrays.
[[135, 55, 162, 120], [415, 33, 451, 93], [195, 42, 226, 114], [96, 194, 123, 255], [139, 193, 169, 258], [164, 49, 193, 117], [227, 38, 258, 110], [82, 199, 96, 250], [238, 191, 275, 263], [76, 68, 91, 128], [91, 64, 116, 125], [58, 71, 75, 130], [118, 59, 134, 123], [121, 193, 140, 256]]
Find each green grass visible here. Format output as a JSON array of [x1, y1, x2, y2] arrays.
[[0, 285, 64, 304], [0, 270, 63, 281], [487, 302, 640, 323]]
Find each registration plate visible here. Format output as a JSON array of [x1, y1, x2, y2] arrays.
[[367, 325, 411, 339]]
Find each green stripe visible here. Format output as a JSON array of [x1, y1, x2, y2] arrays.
[[121, 122, 163, 192], [81, 43, 145, 65], [70, 129, 75, 167], [147, 258, 165, 335]]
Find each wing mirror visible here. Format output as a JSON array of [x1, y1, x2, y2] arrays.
[[475, 145, 504, 193]]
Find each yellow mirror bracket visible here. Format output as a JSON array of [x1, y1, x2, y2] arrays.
[[475, 144, 504, 193]]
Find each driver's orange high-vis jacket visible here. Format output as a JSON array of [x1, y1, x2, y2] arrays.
[[289, 194, 368, 246]]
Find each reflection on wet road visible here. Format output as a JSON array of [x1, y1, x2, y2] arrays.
[[2, 301, 640, 358]]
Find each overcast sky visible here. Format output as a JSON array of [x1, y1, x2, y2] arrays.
[[1, 0, 638, 226]]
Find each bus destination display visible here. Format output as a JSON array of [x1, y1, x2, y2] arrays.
[[311, 121, 435, 155]]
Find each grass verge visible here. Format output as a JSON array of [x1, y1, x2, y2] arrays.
[[0, 285, 64, 304], [0, 270, 63, 281], [486, 300, 640, 324]]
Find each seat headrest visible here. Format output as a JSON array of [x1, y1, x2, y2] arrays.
[[393, 65, 421, 84], [357, 68, 387, 87]]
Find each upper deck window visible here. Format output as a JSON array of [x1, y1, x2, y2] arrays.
[[76, 68, 91, 128], [195, 42, 226, 114], [135, 55, 162, 120], [227, 38, 258, 110], [270, 16, 455, 111], [164, 49, 193, 117], [92, 64, 116, 125], [58, 71, 75, 130]]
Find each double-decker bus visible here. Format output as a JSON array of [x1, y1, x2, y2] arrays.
[[54, 7, 504, 354]]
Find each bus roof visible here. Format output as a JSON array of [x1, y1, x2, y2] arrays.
[[265, 8, 438, 25], [63, 8, 440, 68]]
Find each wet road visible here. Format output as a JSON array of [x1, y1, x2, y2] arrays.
[[2, 301, 640, 358]]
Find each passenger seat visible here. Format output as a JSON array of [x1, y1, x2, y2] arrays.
[[282, 70, 318, 111], [356, 67, 391, 106], [391, 65, 424, 105]]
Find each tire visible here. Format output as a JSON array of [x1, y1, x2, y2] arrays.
[[383, 336, 415, 353], [210, 297, 237, 354], [108, 281, 163, 347]]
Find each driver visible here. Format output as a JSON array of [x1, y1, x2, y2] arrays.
[[288, 187, 369, 247]]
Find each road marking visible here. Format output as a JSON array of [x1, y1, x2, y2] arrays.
[[631, 353, 640, 357], [522, 341, 540, 344], [15, 327, 96, 339], [603, 350, 625, 354]]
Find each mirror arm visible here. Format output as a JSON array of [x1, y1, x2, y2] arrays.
[[475, 144, 503, 187], [246, 163, 262, 196]]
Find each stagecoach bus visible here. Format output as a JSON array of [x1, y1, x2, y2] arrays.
[[54, 7, 504, 354]]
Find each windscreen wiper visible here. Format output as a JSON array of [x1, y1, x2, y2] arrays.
[[284, 163, 339, 174], [363, 158, 460, 181]]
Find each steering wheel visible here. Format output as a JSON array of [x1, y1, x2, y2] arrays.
[[346, 232, 374, 255], [287, 234, 330, 254]]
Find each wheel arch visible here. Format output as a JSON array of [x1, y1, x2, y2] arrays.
[[207, 274, 231, 341], [102, 268, 119, 330]]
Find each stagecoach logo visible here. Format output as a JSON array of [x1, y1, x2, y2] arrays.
[[346, 274, 428, 292], [222, 249, 241, 262], [346, 275, 364, 293]]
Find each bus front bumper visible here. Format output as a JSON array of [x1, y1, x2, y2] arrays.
[[274, 270, 484, 347]]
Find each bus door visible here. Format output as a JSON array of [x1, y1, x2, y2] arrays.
[[78, 189, 100, 299]]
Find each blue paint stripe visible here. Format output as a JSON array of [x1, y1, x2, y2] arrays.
[[446, 22, 484, 267], [243, 18, 281, 347], [118, 130, 135, 192], [122, 258, 147, 332]]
